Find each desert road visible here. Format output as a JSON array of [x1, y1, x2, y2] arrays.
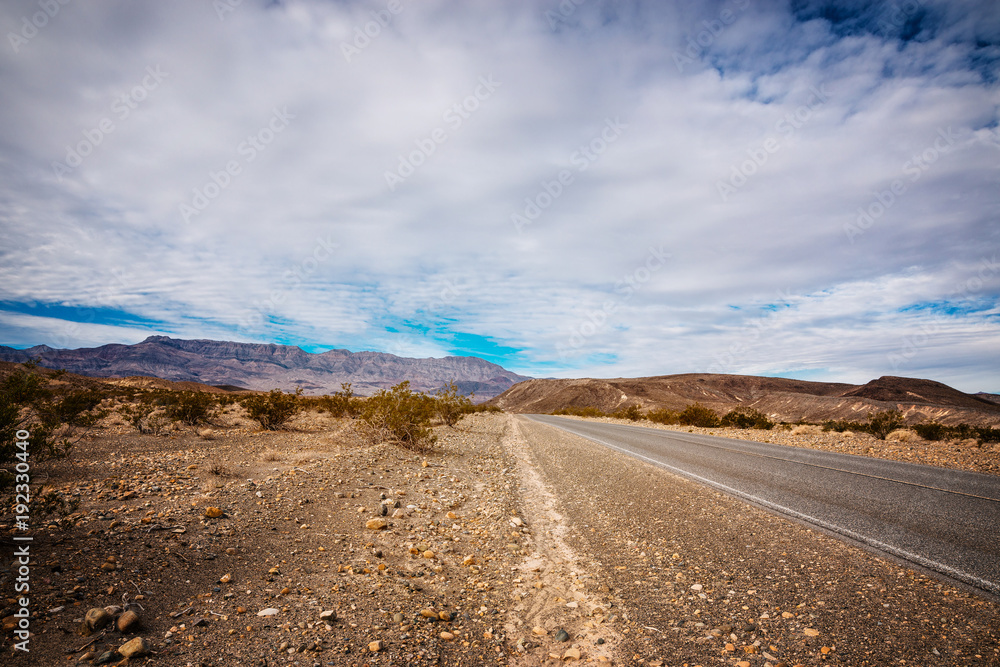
[[527, 415, 1000, 597]]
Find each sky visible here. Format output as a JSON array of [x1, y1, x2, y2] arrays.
[[0, 0, 998, 393]]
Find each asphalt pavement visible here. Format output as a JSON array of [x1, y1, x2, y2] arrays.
[[528, 414, 1000, 597]]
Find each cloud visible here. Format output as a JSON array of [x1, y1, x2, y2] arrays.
[[1, 0, 998, 392]]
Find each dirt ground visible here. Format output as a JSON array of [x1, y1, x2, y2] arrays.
[[2, 411, 998, 666]]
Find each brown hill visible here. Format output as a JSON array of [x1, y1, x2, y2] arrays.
[[489, 374, 1000, 426]]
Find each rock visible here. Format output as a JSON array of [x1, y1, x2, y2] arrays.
[[804, 627, 820, 637], [204, 507, 224, 518], [690, 583, 703, 592], [77, 651, 95, 662], [563, 647, 581, 660], [319, 610, 337, 622], [511, 517, 523, 527], [80, 607, 112, 635], [440, 631, 455, 640], [555, 628, 570, 642], [533, 626, 547, 635], [437, 611, 452, 622], [220, 573, 232, 583], [116, 609, 141, 633], [366, 518, 387, 530], [257, 608, 280, 616], [422, 550, 435, 559], [392, 612, 404, 624], [118, 637, 150, 659], [94, 650, 118, 665], [368, 640, 384, 652], [781, 611, 794, 619], [447, 511, 458, 519], [420, 608, 438, 619], [392, 509, 406, 518], [463, 555, 477, 566]]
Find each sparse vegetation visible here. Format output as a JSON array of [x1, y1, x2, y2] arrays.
[[720, 407, 774, 430], [645, 408, 680, 425], [241, 388, 302, 430], [865, 410, 905, 440], [678, 403, 721, 428], [551, 406, 608, 418], [358, 381, 438, 450], [434, 381, 473, 427], [612, 405, 643, 421], [163, 390, 217, 425]]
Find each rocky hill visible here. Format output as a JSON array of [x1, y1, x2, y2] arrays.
[[0, 336, 530, 399], [489, 373, 1000, 426]]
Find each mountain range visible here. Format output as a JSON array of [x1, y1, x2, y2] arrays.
[[489, 374, 1000, 426], [0, 336, 530, 399]]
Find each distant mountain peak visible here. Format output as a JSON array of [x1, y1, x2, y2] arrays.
[[0, 337, 531, 400]]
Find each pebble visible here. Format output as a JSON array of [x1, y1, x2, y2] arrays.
[[368, 640, 384, 652], [94, 650, 118, 665], [366, 518, 387, 530], [81, 607, 112, 635], [204, 507, 224, 518], [440, 631, 455, 640], [118, 637, 150, 659], [563, 647, 581, 660], [116, 609, 141, 633], [555, 628, 570, 642], [257, 608, 280, 616], [319, 609, 337, 621]]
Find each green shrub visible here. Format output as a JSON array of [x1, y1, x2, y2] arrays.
[[678, 403, 721, 428], [913, 422, 946, 441], [435, 381, 473, 427], [721, 407, 774, 430], [612, 405, 643, 421], [822, 419, 867, 433], [358, 381, 437, 450], [645, 408, 680, 425], [163, 391, 216, 425], [242, 389, 302, 430], [866, 410, 905, 440]]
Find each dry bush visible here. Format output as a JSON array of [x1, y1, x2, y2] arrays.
[[885, 429, 921, 443], [206, 459, 235, 477], [790, 424, 823, 436], [260, 447, 282, 462]]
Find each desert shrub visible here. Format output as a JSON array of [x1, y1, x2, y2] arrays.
[[645, 408, 680, 425], [551, 406, 608, 418], [822, 419, 867, 433], [912, 422, 946, 441], [0, 367, 74, 493], [305, 383, 362, 418], [41, 389, 108, 427], [241, 388, 302, 430], [612, 405, 643, 421], [162, 391, 216, 425], [721, 407, 774, 430], [866, 410, 905, 440], [790, 424, 823, 435], [467, 403, 504, 414], [885, 429, 921, 443], [358, 381, 437, 450], [678, 403, 721, 428], [435, 381, 473, 427]]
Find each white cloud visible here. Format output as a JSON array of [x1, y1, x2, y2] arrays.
[[1, 0, 998, 392]]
